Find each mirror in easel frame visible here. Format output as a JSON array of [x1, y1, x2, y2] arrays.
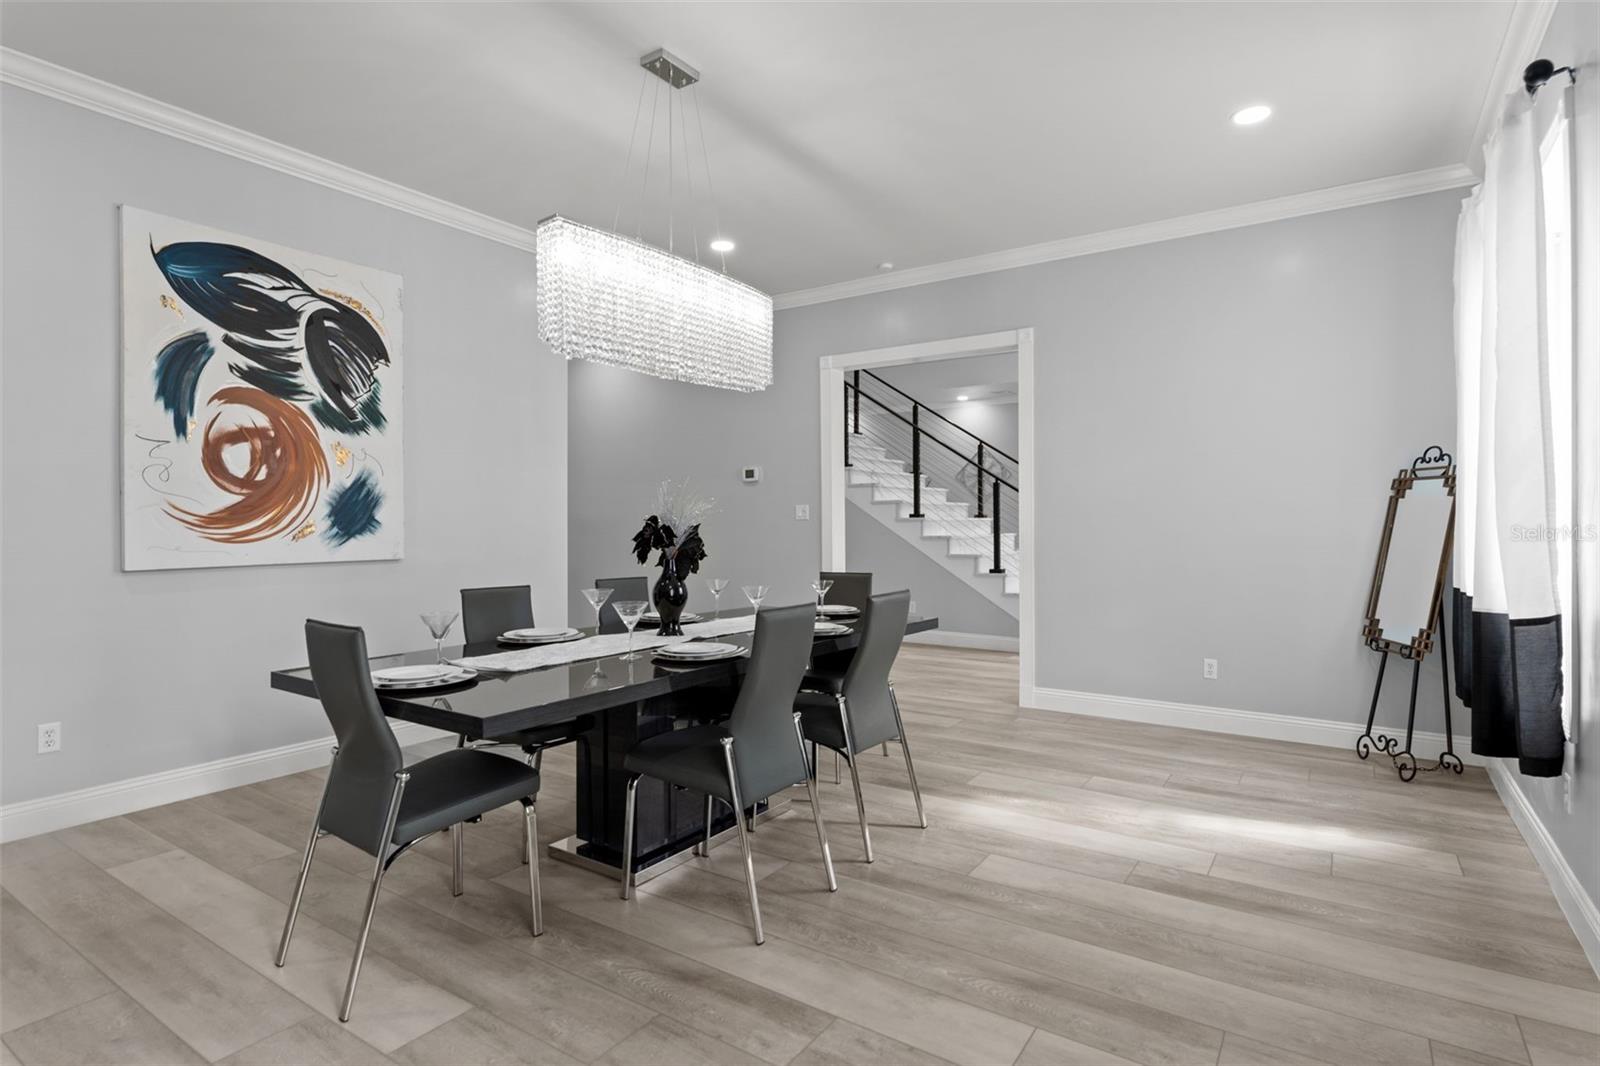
[[1363, 447, 1456, 659]]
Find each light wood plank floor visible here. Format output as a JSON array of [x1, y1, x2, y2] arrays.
[[4, 647, 1597, 1065]]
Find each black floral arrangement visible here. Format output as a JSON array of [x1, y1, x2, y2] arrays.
[[629, 479, 714, 573]]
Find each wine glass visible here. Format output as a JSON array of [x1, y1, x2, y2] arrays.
[[706, 577, 729, 618], [420, 610, 458, 662], [612, 600, 648, 660], [741, 584, 769, 613], [581, 587, 612, 633], [811, 578, 834, 612]]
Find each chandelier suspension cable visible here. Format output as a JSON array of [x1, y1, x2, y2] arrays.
[[690, 85, 727, 274], [637, 76, 662, 240], [680, 80, 700, 264], [667, 79, 675, 255], [612, 70, 650, 235]]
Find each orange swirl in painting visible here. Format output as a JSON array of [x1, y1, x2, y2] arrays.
[[167, 386, 329, 543]]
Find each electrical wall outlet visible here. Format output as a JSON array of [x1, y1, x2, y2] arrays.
[[794, 504, 811, 520], [1202, 658, 1219, 680], [37, 722, 61, 754]]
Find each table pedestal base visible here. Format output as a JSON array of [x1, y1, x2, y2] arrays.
[[547, 799, 791, 885]]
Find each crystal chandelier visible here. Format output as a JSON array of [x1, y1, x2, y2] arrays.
[[537, 50, 773, 392]]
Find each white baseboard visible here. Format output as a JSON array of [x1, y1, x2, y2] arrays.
[[906, 630, 1020, 653], [0, 722, 451, 843], [1024, 685, 1482, 765], [1487, 759, 1600, 977]]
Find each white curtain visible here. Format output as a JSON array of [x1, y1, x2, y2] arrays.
[[1453, 90, 1567, 777]]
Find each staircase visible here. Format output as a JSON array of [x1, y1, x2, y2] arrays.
[[843, 372, 1020, 617]]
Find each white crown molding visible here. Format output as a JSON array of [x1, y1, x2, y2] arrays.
[[776, 163, 1478, 309], [1467, 0, 1560, 176], [1025, 685, 1483, 767], [1487, 759, 1600, 977], [0, 722, 450, 843], [0, 47, 539, 253]]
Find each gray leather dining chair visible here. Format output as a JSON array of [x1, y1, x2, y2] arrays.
[[797, 590, 926, 862], [276, 620, 544, 1022], [461, 584, 536, 644], [459, 584, 594, 863], [618, 604, 836, 944], [595, 576, 650, 634], [806, 570, 873, 693]]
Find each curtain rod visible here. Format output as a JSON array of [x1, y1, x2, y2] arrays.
[[1524, 58, 1578, 97]]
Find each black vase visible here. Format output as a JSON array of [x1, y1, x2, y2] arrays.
[[653, 554, 688, 635]]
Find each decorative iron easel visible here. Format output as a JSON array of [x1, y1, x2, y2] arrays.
[[1355, 446, 1465, 782]]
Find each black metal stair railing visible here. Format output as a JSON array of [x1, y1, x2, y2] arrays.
[[844, 370, 1018, 576]]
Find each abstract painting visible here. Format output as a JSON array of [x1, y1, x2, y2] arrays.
[[121, 207, 403, 570]]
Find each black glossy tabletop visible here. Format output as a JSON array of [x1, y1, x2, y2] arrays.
[[270, 610, 938, 740]]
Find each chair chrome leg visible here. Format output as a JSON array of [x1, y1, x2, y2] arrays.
[[340, 770, 409, 1023], [888, 683, 928, 829], [696, 795, 714, 857], [521, 751, 537, 865], [881, 743, 889, 757], [276, 746, 337, 967], [523, 800, 543, 936], [450, 822, 465, 897], [794, 713, 837, 892], [836, 695, 873, 863], [720, 739, 764, 944], [833, 749, 841, 785], [619, 774, 640, 900]]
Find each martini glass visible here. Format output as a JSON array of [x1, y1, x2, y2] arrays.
[[420, 610, 458, 663], [581, 587, 612, 633], [741, 584, 769, 614], [811, 578, 835, 612], [612, 600, 648, 661], [706, 577, 729, 619]]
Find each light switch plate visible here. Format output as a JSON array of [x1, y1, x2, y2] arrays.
[[795, 504, 811, 520]]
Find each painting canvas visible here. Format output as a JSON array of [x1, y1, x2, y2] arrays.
[[121, 207, 404, 570]]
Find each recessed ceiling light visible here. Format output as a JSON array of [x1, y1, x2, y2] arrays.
[[956, 394, 970, 402], [1231, 104, 1272, 126], [709, 238, 735, 253], [877, 261, 895, 271]]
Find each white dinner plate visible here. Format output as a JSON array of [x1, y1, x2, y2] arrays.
[[373, 666, 477, 690], [500, 627, 582, 644], [814, 621, 852, 636], [652, 644, 746, 664], [655, 641, 740, 659], [642, 611, 703, 624], [816, 604, 860, 617], [372, 664, 455, 684]]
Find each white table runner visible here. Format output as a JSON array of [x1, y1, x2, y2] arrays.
[[448, 614, 761, 674]]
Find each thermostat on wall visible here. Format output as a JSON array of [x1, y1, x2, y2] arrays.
[[741, 466, 762, 483]]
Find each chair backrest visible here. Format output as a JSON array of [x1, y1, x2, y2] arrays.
[[821, 571, 872, 611], [461, 584, 534, 644], [305, 620, 404, 856], [840, 590, 911, 750], [725, 603, 815, 802], [595, 576, 649, 633]]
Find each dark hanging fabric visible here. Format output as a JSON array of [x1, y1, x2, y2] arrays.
[[1457, 591, 1564, 776]]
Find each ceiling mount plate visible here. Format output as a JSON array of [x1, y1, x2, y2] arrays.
[[641, 48, 699, 89]]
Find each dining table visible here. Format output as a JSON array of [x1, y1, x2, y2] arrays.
[[270, 608, 938, 884]]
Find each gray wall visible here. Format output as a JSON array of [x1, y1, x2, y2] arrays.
[[846, 500, 1018, 639], [1505, 0, 1600, 919], [1, 87, 567, 806], [572, 188, 1465, 737]]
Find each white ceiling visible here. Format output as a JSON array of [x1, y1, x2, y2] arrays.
[[1, 2, 1515, 295]]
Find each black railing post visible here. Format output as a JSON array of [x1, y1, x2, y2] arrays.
[[988, 480, 1005, 573], [975, 442, 986, 518], [852, 370, 861, 433], [909, 404, 924, 518], [843, 381, 851, 467]]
